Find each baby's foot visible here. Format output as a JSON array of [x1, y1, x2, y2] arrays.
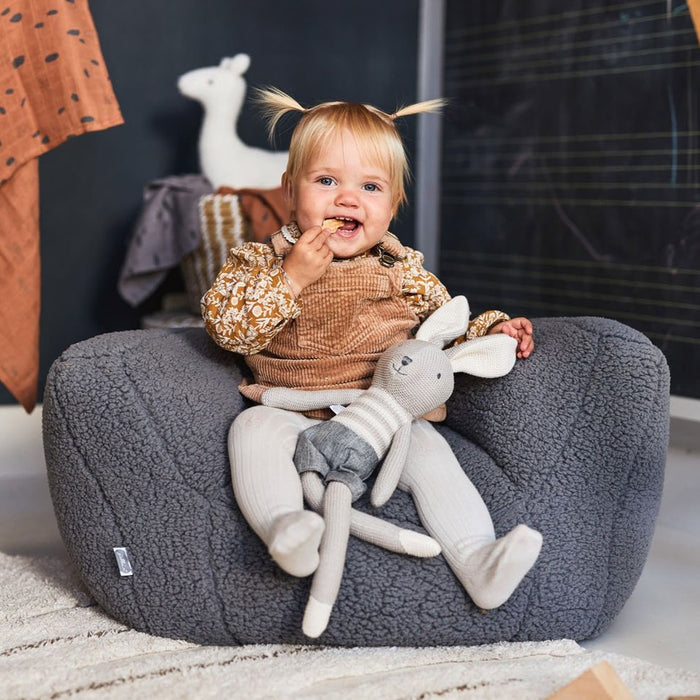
[[268, 511, 325, 577], [455, 524, 543, 609]]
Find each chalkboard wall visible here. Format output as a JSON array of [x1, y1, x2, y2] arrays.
[[439, 0, 700, 399], [0, 0, 421, 405]]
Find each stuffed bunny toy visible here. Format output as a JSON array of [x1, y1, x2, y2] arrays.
[[262, 296, 531, 637]]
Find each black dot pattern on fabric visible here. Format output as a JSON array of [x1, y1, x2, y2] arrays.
[[1, 1, 122, 180]]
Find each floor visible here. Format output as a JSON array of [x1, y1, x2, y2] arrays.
[[0, 405, 698, 674]]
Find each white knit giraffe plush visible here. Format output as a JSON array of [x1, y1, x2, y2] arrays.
[[177, 54, 288, 189], [262, 296, 522, 637]]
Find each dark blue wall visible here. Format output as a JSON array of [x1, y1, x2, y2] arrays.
[[0, 0, 420, 405]]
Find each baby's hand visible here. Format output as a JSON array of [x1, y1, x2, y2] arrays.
[[282, 226, 333, 295], [488, 317, 534, 359]]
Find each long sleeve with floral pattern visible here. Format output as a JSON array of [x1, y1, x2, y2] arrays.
[[202, 243, 300, 355], [202, 241, 508, 355]]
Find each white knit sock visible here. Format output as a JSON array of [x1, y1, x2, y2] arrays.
[[450, 525, 543, 609], [400, 420, 542, 608], [268, 510, 325, 578], [229, 405, 323, 577]]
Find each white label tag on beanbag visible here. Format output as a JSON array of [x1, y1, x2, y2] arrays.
[[113, 547, 133, 577]]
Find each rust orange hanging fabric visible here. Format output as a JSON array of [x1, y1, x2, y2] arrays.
[[0, 1, 123, 411], [689, 0, 700, 43]]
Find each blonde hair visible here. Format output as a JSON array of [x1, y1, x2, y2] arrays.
[[254, 86, 444, 212]]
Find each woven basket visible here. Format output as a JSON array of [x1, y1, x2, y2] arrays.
[[181, 193, 249, 315]]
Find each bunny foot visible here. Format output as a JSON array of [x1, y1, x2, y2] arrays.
[[302, 596, 333, 638], [399, 530, 442, 557], [268, 511, 325, 578], [454, 524, 543, 609], [345, 509, 441, 557]]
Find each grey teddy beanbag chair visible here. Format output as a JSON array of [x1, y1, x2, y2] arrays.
[[43, 316, 669, 646]]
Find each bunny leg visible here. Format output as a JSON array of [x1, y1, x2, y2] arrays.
[[351, 509, 442, 558], [229, 406, 325, 577], [301, 472, 440, 557], [303, 481, 352, 638], [400, 420, 542, 609]]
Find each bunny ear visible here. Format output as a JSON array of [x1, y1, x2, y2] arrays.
[[415, 295, 470, 347], [444, 334, 517, 377]]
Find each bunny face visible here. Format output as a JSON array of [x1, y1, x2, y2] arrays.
[[373, 339, 454, 418]]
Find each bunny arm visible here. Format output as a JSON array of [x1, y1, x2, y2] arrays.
[[370, 421, 413, 508], [262, 387, 365, 412]]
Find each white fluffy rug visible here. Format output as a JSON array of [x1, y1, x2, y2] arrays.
[[1, 552, 699, 700]]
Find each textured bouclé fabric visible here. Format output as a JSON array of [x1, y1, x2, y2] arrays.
[[42, 316, 669, 646]]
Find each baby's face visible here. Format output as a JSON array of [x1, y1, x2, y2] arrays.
[[287, 129, 395, 258]]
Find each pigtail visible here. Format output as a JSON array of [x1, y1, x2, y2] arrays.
[[255, 86, 444, 140], [391, 98, 446, 120], [253, 86, 306, 141]]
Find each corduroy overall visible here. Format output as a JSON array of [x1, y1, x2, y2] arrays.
[[240, 231, 419, 417]]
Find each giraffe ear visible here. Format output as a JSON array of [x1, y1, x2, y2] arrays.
[[415, 296, 470, 348], [227, 53, 250, 75]]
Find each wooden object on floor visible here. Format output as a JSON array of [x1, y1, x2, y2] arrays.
[[546, 661, 635, 700]]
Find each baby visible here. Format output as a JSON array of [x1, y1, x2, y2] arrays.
[[202, 88, 541, 610]]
